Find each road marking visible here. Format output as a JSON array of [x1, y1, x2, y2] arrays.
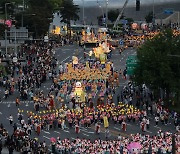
[[154, 126, 161, 129], [0, 112, 2, 114], [80, 127, 87, 130], [71, 137, 75, 140], [79, 57, 82, 61], [81, 129, 94, 134], [61, 56, 70, 63], [88, 131, 95, 134], [83, 133, 89, 137], [63, 130, 70, 133], [42, 130, 50, 134], [126, 123, 132, 126], [54, 131, 60, 134], [114, 127, 121, 131], [146, 130, 153, 134], [43, 136, 50, 140]]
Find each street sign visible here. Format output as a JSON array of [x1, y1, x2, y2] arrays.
[[164, 9, 174, 14], [119, 39, 124, 45], [122, 19, 128, 25], [126, 55, 138, 75], [44, 35, 49, 42]]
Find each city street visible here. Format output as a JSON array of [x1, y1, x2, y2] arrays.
[[0, 44, 176, 152]]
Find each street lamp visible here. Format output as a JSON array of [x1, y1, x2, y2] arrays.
[[105, 0, 108, 28], [152, 0, 155, 26], [82, 0, 85, 25], [99, 5, 105, 26]]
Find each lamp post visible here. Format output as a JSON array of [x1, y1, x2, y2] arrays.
[[99, 5, 105, 26], [152, 0, 155, 25], [21, 0, 25, 27], [82, 0, 85, 25], [105, 0, 108, 28], [5, 2, 11, 56]]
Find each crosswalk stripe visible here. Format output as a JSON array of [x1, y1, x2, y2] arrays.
[[63, 130, 70, 133], [82, 133, 89, 137], [43, 136, 50, 140], [114, 127, 121, 131], [42, 130, 50, 134], [0, 101, 34, 104], [146, 130, 153, 134], [54, 131, 60, 134]]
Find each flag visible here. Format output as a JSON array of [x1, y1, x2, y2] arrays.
[[103, 116, 109, 128]]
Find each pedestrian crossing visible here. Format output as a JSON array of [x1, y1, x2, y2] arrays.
[[0, 101, 34, 104]]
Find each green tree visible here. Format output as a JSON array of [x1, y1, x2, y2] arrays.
[[0, 0, 63, 38], [145, 11, 153, 23], [133, 29, 180, 104], [59, 0, 79, 37], [108, 9, 119, 23], [14, 0, 55, 38], [0, 24, 5, 39]]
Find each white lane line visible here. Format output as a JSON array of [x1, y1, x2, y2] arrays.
[[63, 130, 70, 133], [71, 137, 76, 140], [79, 57, 82, 61], [146, 130, 153, 134], [126, 123, 132, 126], [43, 136, 50, 140], [54, 131, 61, 134], [114, 127, 121, 131], [88, 132, 95, 134], [81, 129, 94, 134], [0, 112, 2, 114], [80, 127, 87, 130], [61, 56, 70, 63], [154, 126, 161, 129], [42, 130, 50, 134], [83, 133, 89, 137]]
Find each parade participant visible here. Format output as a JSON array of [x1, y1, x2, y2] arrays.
[[95, 122, 100, 134], [140, 121, 146, 132], [146, 118, 150, 129], [75, 123, 80, 134], [37, 124, 41, 136], [15, 97, 20, 107], [68, 118, 73, 128], [155, 115, 159, 126], [122, 120, 127, 131], [9, 115, 13, 125], [113, 115, 117, 124]]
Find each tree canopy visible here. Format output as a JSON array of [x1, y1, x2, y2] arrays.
[[0, 0, 63, 38], [59, 0, 79, 25], [145, 11, 153, 23], [133, 29, 180, 103], [108, 9, 119, 23]]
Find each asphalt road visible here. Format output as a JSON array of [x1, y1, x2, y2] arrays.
[[0, 44, 176, 152]]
